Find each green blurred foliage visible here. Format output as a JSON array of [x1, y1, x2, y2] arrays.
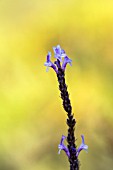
[[0, 0, 113, 170]]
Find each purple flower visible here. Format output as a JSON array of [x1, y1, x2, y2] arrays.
[[58, 135, 70, 158], [62, 56, 72, 70], [53, 45, 66, 62], [44, 45, 72, 73], [44, 52, 57, 73], [76, 135, 88, 157]]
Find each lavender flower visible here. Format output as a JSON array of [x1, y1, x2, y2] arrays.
[[76, 135, 88, 157], [44, 52, 57, 73], [58, 135, 70, 158], [53, 45, 66, 62], [62, 56, 72, 70]]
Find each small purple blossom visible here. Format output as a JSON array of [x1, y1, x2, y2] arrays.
[[44, 52, 57, 73], [76, 135, 88, 157], [58, 135, 70, 158], [53, 45, 66, 62], [62, 56, 72, 70]]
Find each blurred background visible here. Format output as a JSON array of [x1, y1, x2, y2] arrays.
[[0, 0, 113, 170]]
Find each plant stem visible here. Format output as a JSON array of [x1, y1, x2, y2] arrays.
[[57, 68, 79, 170]]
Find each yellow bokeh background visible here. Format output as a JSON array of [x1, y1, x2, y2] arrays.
[[0, 0, 113, 170]]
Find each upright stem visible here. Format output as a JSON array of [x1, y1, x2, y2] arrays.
[[57, 68, 79, 170]]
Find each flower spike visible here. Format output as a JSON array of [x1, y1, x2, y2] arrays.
[[76, 135, 88, 157], [58, 135, 70, 158], [44, 52, 57, 73]]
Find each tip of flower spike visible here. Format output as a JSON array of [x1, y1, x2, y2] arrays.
[[44, 45, 72, 73], [53, 45, 66, 62], [53, 45, 61, 55]]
